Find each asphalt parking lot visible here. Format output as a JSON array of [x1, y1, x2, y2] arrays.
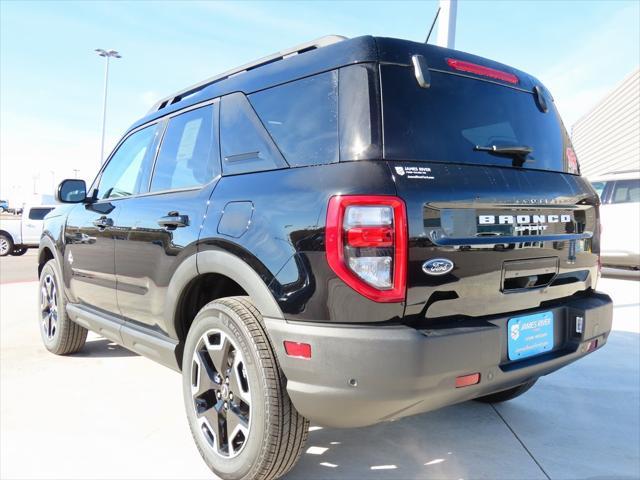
[[1, 253, 638, 480]]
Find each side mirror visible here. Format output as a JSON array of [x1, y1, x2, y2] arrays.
[[56, 179, 87, 203]]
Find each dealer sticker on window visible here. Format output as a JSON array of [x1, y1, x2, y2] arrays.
[[507, 311, 554, 361]]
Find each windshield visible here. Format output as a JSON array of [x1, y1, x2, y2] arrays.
[[381, 65, 572, 173]]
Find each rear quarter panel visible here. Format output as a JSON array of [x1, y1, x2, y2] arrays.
[[198, 161, 404, 323]]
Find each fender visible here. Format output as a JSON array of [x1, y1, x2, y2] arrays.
[[163, 249, 285, 341], [197, 249, 284, 320], [38, 234, 63, 277]]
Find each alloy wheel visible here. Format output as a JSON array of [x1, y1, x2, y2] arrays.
[[0, 238, 9, 256], [40, 274, 58, 340], [191, 329, 251, 458]]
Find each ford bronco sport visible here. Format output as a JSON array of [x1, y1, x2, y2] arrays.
[[39, 35, 613, 480]]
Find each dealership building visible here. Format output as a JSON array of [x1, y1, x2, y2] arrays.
[[571, 68, 640, 178]]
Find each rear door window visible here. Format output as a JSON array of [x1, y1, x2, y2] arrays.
[[28, 208, 53, 220], [249, 71, 339, 167], [381, 65, 569, 173], [220, 92, 287, 175], [150, 104, 219, 192], [611, 179, 640, 204]]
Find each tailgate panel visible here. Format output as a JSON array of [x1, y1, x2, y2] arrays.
[[392, 162, 600, 322]]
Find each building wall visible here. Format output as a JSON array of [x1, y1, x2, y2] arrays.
[[571, 69, 640, 178]]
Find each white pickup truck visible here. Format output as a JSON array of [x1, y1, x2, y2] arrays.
[[590, 170, 640, 269], [0, 205, 56, 256]]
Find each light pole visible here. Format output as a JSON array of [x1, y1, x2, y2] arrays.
[[436, 0, 457, 49], [95, 48, 122, 165]]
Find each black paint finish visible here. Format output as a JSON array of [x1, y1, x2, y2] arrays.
[[42, 35, 604, 342]]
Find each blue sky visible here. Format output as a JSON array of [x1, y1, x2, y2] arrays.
[[1, 0, 639, 200]]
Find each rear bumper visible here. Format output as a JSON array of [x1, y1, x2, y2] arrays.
[[265, 292, 612, 428], [601, 251, 640, 269]]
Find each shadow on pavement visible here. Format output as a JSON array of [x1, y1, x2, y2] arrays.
[[285, 329, 640, 480], [73, 337, 138, 358], [285, 401, 548, 480]]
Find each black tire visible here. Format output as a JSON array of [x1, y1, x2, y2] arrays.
[[10, 247, 28, 256], [0, 233, 13, 257], [38, 260, 87, 355], [182, 296, 309, 480], [474, 379, 538, 403]]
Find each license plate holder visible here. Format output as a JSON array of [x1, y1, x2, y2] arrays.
[[507, 311, 554, 361]]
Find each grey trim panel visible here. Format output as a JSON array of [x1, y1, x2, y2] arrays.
[[66, 303, 180, 371], [264, 292, 612, 428], [66, 304, 124, 344], [38, 235, 61, 267], [120, 322, 180, 371], [196, 250, 284, 319], [162, 254, 199, 340]]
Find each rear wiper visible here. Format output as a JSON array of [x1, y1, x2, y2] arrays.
[[474, 144, 533, 167]]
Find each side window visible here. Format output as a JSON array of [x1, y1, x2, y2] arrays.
[[28, 208, 53, 220], [150, 104, 219, 192], [97, 125, 157, 199], [339, 64, 382, 161], [611, 179, 640, 204], [220, 92, 287, 175], [249, 71, 338, 167], [590, 181, 606, 200]]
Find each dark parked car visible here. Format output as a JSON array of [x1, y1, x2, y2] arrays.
[[39, 35, 612, 480]]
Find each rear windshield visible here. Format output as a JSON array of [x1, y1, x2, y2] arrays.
[[381, 65, 571, 173]]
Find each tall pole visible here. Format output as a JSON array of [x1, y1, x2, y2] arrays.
[[95, 49, 121, 167], [99, 55, 110, 165], [436, 0, 458, 49]]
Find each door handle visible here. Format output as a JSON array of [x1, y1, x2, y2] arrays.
[[93, 216, 113, 229], [157, 212, 189, 229]]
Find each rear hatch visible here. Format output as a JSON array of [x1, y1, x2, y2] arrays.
[[376, 39, 599, 321]]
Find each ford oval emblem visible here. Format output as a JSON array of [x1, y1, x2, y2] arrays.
[[422, 258, 454, 276]]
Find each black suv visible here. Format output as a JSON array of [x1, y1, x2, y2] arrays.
[[39, 35, 613, 480]]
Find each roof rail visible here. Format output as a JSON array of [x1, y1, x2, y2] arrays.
[[148, 35, 348, 114]]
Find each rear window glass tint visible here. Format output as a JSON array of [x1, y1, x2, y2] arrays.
[[339, 64, 382, 161], [381, 65, 568, 172], [590, 181, 606, 199], [220, 92, 287, 175], [611, 179, 640, 204], [151, 104, 219, 192], [28, 208, 53, 220], [250, 71, 338, 167]]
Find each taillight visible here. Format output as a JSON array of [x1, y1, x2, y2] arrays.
[[566, 147, 580, 175], [446, 58, 519, 85], [326, 195, 407, 303]]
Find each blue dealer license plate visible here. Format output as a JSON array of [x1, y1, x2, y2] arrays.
[[507, 311, 554, 361]]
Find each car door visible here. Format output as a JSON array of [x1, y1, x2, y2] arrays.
[[114, 102, 220, 331], [64, 123, 160, 314], [600, 178, 640, 263], [22, 207, 54, 244]]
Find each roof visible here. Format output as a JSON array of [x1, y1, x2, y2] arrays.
[[128, 35, 541, 133], [589, 170, 640, 182]]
